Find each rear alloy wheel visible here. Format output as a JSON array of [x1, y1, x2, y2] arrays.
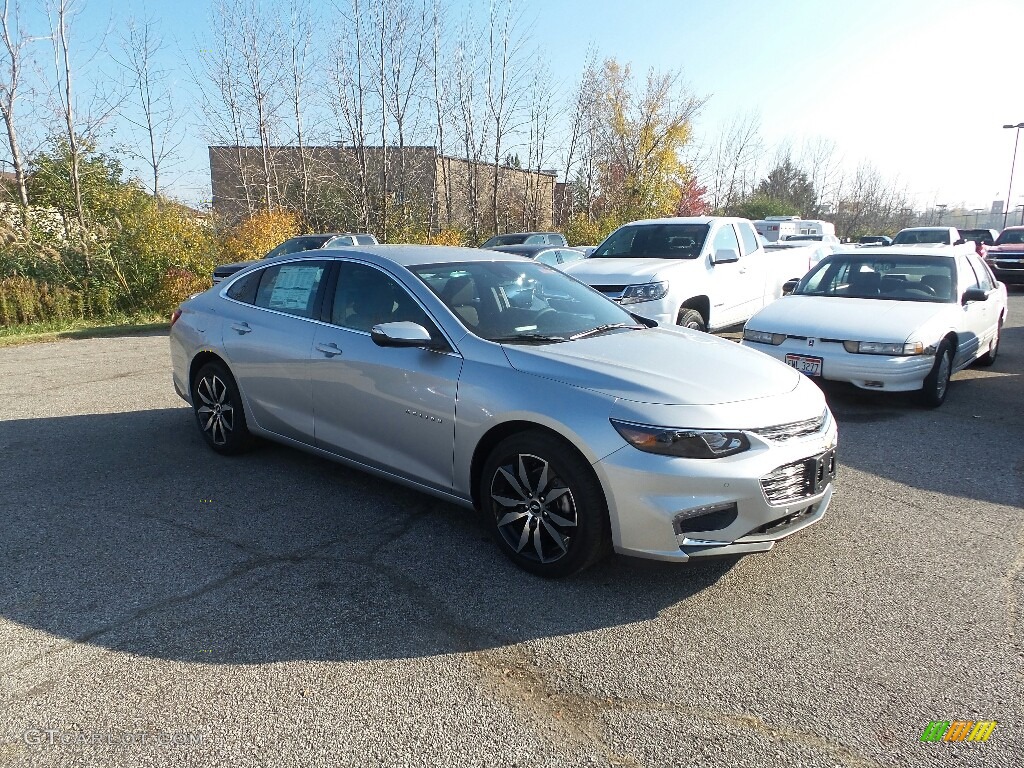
[[676, 308, 707, 332], [482, 432, 610, 577], [975, 316, 1002, 367], [192, 361, 252, 454], [919, 340, 953, 408]]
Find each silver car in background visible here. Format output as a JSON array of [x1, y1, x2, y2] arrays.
[[170, 246, 837, 577]]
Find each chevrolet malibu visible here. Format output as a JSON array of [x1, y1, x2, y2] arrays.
[[742, 246, 1007, 407], [170, 246, 837, 577]]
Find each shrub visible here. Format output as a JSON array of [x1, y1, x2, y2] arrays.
[[0, 276, 86, 326], [221, 209, 301, 263]]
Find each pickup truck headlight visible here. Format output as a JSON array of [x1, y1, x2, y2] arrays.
[[619, 281, 669, 305], [611, 419, 750, 458], [742, 328, 786, 345], [842, 341, 926, 355]]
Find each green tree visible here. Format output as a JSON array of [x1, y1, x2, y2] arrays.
[[727, 193, 798, 221], [754, 156, 816, 216]]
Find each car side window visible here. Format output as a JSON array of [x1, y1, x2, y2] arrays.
[[966, 255, 993, 291], [712, 224, 741, 256], [534, 249, 560, 266], [559, 249, 584, 265], [253, 261, 328, 319], [226, 269, 262, 304], [330, 262, 434, 333], [737, 223, 760, 256]]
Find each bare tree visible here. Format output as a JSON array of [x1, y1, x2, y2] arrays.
[[0, 0, 34, 209], [284, 0, 316, 217], [119, 16, 183, 200], [704, 110, 763, 212]]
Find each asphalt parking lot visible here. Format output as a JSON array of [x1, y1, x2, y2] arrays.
[[1, 293, 1021, 768]]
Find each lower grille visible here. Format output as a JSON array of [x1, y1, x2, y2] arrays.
[[761, 450, 836, 504]]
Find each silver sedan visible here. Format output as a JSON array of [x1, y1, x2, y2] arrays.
[[170, 246, 838, 577]]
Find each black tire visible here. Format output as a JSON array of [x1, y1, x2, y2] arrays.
[[192, 361, 253, 454], [975, 316, 1003, 367], [919, 340, 953, 408], [481, 431, 611, 578], [677, 307, 707, 332]]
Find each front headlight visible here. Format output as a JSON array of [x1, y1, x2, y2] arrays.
[[611, 419, 750, 458], [742, 327, 786, 345], [842, 341, 926, 355], [620, 280, 669, 304]]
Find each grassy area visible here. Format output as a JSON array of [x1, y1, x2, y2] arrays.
[[0, 316, 168, 347]]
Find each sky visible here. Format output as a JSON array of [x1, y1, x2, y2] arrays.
[[12, 0, 1024, 214]]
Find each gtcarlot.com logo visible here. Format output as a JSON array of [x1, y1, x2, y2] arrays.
[[920, 720, 997, 743], [23, 728, 205, 748]]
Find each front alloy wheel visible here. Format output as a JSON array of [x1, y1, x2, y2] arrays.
[[482, 433, 610, 577]]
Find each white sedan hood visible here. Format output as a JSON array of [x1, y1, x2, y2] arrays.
[[561, 257, 679, 284], [749, 295, 947, 342], [501, 326, 801, 405]]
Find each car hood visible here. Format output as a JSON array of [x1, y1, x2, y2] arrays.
[[987, 244, 1024, 255], [561, 257, 689, 284], [501, 327, 800, 405], [748, 295, 948, 342]]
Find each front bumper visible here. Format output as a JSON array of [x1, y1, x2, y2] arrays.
[[744, 339, 934, 392], [594, 414, 838, 562], [987, 256, 1024, 285]]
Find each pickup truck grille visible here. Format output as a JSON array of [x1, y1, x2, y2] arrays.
[[750, 411, 828, 442]]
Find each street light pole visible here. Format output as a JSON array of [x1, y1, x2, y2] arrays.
[[1003, 122, 1024, 229]]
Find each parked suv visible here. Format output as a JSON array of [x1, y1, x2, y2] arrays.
[[985, 226, 1024, 284], [891, 227, 964, 246], [212, 233, 379, 284]]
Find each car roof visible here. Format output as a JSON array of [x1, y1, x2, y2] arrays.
[[896, 226, 955, 232], [621, 216, 741, 226], [486, 244, 560, 255], [829, 245, 966, 258], [304, 244, 531, 267]]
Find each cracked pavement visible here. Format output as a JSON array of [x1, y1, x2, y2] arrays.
[[0, 294, 1021, 767]]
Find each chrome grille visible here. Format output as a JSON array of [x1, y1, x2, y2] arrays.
[[750, 410, 828, 442], [761, 451, 836, 505], [760, 461, 812, 504]]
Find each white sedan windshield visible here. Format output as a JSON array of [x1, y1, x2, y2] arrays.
[[795, 256, 957, 302]]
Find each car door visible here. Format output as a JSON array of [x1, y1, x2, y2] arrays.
[[220, 259, 330, 444], [310, 261, 463, 491], [708, 223, 752, 327], [963, 254, 997, 358], [952, 256, 989, 366], [735, 221, 769, 309]]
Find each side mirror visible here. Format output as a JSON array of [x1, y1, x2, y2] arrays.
[[782, 279, 800, 295], [712, 248, 739, 264], [370, 321, 441, 348], [961, 288, 988, 304], [954, 238, 966, 246]]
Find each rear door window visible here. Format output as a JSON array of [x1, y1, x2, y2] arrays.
[[738, 223, 760, 255], [254, 261, 329, 319]]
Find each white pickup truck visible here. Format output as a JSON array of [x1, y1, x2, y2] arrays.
[[561, 216, 811, 332]]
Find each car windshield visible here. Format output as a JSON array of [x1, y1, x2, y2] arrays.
[[994, 229, 1024, 246], [411, 261, 640, 343], [481, 234, 529, 247], [787, 235, 822, 241], [591, 223, 709, 259], [264, 236, 333, 258], [794, 255, 957, 302], [891, 229, 949, 245]]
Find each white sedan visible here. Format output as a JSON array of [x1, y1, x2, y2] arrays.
[[741, 246, 1007, 407]]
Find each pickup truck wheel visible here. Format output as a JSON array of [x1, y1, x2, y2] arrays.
[[676, 308, 707, 332]]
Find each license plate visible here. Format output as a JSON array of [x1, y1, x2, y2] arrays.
[[785, 354, 822, 376], [811, 449, 837, 494]]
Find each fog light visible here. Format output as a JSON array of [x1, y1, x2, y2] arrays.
[[672, 502, 738, 535], [863, 380, 884, 388]]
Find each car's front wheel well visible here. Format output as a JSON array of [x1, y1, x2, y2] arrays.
[[679, 296, 710, 325], [469, 421, 600, 512]]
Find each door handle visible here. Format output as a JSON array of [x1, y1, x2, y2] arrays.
[[738, 268, 747, 274], [231, 322, 252, 335], [316, 342, 342, 357]]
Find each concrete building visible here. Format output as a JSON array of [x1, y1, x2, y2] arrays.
[[209, 145, 557, 237]]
